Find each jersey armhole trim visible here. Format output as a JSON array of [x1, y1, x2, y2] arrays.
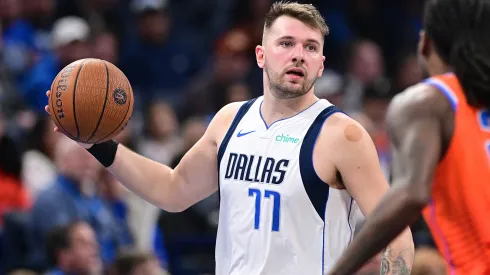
[[299, 105, 342, 221], [217, 98, 257, 198], [424, 78, 460, 163], [424, 78, 458, 111]]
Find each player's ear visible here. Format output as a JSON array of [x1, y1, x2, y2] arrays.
[[317, 55, 325, 78], [418, 30, 430, 58], [256, 45, 265, 68]]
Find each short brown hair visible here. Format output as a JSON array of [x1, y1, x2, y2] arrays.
[[264, 1, 329, 39], [110, 250, 156, 275]]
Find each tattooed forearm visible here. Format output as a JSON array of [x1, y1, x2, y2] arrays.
[[380, 248, 411, 275], [380, 249, 391, 275]]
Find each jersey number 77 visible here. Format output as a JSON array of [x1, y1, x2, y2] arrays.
[[249, 188, 281, 232]]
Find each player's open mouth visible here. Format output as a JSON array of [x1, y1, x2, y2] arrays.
[[285, 68, 305, 77]]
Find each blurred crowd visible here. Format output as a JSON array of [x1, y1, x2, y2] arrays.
[[0, 0, 447, 274]]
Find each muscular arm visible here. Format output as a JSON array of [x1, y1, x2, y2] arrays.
[[318, 113, 414, 275], [328, 84, 448, 275], [107, 103, 241, 212], [108, 135, 217, 212], [44, 91, 242, 213]]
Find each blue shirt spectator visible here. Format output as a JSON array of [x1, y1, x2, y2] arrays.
[[19, 16, 92, 114], [43, 221, 103, 275], [30, 175, 133, 267]]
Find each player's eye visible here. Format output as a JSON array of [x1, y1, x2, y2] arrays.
[[306, 45, 317, 52], [280, 41, 293, 47]]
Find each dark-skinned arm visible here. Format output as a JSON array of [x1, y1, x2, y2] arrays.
[[328, 84, 448, 275]]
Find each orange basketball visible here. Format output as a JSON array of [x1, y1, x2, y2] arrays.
[[48, 58, 134, 144]]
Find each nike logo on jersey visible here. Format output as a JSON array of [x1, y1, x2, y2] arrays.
[[237, 130, 256, 137], [225, 153, 289, 185]]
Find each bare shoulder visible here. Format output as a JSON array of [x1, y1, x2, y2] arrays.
[[388, 83, 449, 124], [207, 101, 248, 146], [318, 112, 371, 147], [313, 111, 375, 187], [386, 83, 451, 145]]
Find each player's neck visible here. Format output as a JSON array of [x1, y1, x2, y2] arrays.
[[427, 55, 452, 76], [260, 92, 319, 126], [428, 65, 451, 77]]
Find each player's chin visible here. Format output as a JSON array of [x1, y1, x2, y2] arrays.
[[284, 79, 303, 88], [285, 81, 305, 91]]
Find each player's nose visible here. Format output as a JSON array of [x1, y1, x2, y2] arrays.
[[291, 45, 305, 64]]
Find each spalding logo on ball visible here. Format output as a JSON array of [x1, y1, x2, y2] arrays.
[[48, 58, 134, 144]]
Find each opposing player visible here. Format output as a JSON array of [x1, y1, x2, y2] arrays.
[[328, 0, 490, 274], [46, 2, 414, 274]]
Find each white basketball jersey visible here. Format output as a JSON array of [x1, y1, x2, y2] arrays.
[[216, 96, 360, 275]]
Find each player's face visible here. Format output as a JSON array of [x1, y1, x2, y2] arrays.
[[256, 16, 325, 99]]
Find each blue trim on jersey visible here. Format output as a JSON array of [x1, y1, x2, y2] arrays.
[[299, 105, 341, 274], [347, 197, 354, 241], [299, 105, 341, 220], [322, 199, 328, 275], [423, 78, 458, 110], [259, 99, 321, 130], [217, 98, 257, 199]]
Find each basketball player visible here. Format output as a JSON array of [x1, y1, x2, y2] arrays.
[[46, 2, 414, 274], [328, 0, 490, 274]]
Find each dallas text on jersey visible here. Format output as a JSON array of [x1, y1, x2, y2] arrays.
[[224, 153, 290, 185]]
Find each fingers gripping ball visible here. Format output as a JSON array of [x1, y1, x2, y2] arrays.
[[49, 58, 134, 143]]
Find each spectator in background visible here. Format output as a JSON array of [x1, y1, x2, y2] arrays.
[[361, 80, 392, 128], [113, 117, 137, 151], [93, 31, 119, 66], [21, 116, 59, 199], [7, 269, 38, 275], [119, 0, 202, 108], [2, 0, 55, 91], [180, 29, 255, 119], [30, 136, 133, 269], [0, 111, 31, 226], [230, 0, 273, 49], [169, 116, 208, 172], [21, 0, 56, 52], [44, 221, 102, 275], [224, 82, 252, 105], [98, 170, 129, 237], [22, 0, 55, 28], [156, 116, 215, 273], [0, 30, 25, 122], [394, 53, 422, 92], [109, 250, 169, 275], [360, 81, 393, 179], [1, 0, 37, 79], [342, 39, 386, 114], [126, 100, 180, 252], [138, 100, 181, 165], [314, 70, 345, 108], [69, 0, 128, 40], [175, 116, 218, 229], [21, 16, 91, 114]]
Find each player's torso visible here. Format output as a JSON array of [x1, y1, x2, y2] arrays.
[[216, 97, 358, 275], [422, 73, 490, 274]]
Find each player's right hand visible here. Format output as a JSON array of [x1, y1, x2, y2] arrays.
[[45, 90, 93, 149]]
